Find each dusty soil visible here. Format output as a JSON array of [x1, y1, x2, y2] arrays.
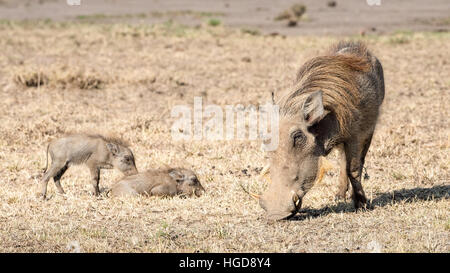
[[0, 20, 448, 252], [0, 0, 449, 35]]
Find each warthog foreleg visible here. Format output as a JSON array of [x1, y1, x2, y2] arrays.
[[88, 166, 101, 196], [344, 141, 368, 209]]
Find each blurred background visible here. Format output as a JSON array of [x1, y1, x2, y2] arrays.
[[1, 0, 449, 35]]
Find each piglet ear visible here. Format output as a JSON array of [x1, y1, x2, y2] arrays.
[[302, 90, 325, 126], [106, 143, 119, 156], [168, 169, 184, 183]]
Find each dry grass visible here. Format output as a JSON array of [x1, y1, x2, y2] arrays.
[[0, 21, 448, 253], [12, 65, 105, 89]]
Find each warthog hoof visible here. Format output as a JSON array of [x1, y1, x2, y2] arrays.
[[89, 190, 100, 196], [36, 192, 47, 200], [353, 196, 372, 210]]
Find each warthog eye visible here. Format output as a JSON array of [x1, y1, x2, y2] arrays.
[[291, 130, 306, 148], [188, 177, 198, 185], [123, 156, 132, 163]]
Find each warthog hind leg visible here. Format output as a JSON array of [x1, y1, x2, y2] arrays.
[[39, 161, 66, 198], [53, 163, 68, 194]]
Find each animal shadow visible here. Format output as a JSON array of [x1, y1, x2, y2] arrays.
[[290, 184, 450, 221]]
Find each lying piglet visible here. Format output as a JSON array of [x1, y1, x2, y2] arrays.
[[110, 168, 205, 198]]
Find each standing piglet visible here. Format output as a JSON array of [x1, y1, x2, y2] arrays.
[[39, 134, 138, 198], [110, 168, 205, 198]]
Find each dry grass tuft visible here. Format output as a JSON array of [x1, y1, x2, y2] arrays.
[[12, 66, 106, 90], [55, 69, 105, 90], [13, 67, 48, 88]]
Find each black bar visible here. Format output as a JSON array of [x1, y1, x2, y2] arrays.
[[0, 253, 446, 272]]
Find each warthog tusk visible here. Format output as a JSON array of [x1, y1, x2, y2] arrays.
[[240, 159, 333, 202], [259, 164, 271, 184], [258, 159, 332, 187], [291, 190, 301, 207], [248, 192, 260, 200], [260, 164, 270, 176], [239, 182, 260, 200]]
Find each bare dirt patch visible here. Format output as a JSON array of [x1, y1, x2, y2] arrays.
[[0, 0, 449, 35]]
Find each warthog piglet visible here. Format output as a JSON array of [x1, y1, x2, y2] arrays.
[[39, 134, 138, 198], [110, 168, 205, 198]]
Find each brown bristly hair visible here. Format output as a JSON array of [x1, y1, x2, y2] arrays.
[[278, 41, 371, 137], [100, 134, 131, 147], [62, 132, 131, 147]]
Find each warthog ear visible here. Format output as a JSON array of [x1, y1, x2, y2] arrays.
[[106, 142, 119, 156], [302, 90, 325, 126], [168, 169, 185, 183]]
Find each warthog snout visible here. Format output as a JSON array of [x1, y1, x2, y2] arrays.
[[124, 166, 138, 176], [194, 184, 205, 197], [259, 185, 303, 220], [169, 168, 205, 198]]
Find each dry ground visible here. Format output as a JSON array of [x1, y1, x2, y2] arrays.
[[1, 0, 450, 35], [0, 20, 449, 252]]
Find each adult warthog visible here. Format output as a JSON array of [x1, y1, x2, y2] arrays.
[[259, 41, 385, 220]]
